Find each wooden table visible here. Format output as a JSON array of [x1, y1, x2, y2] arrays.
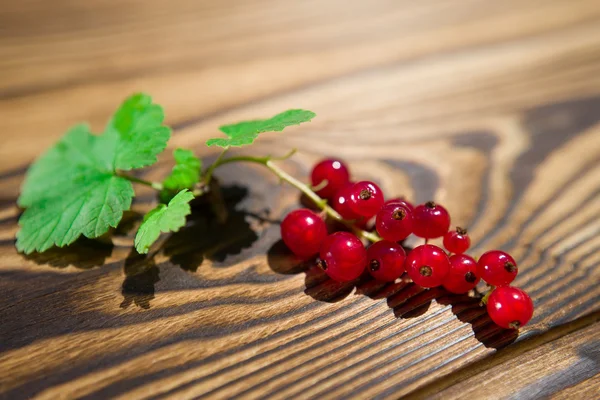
[[1, 0, 599, 398]]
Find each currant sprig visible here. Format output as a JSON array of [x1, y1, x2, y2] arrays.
[[281, 157, 535, 331], [17, 92, 534, 332], [17, 93, 380, 255]]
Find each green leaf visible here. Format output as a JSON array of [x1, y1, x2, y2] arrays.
[[17, 93, 171, 254], [160, 148, 202, 203], [104, 93, 172, 170], [16, 125, 135, 254], [18, 124, 108, 208], [162, 148, 202, 192], [206, 109, 316, 148], [134, 189, 194, 254]]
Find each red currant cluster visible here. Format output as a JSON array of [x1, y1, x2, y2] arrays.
[[281, 158, 534, 330]]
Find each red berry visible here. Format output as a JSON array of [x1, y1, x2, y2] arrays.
[[332, 183, 361, 220], [280, 209, 327, 259], [310, 158, 350, 199], [477, 250, 518, 286], [404, 244, 450, 288], [318, 232, 367, 282], [412, 201, 451, 239], [443, 254, 480, 294], [366, 240, 406, 282], [487, 286, 534, 329], [443, 227, 471, 254], [384, 197, 414, 212], [348, 181, 385, 218], [375, 203, 413, 242]]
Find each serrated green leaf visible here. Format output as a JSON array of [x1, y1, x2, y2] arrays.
[[160, 148, 202, 203], [162, 148, 202, 191], [18, 124, 109, 208], [104, 93, 172, 170], [206, 109, 316, 148], [17, 174, 133, 254], [134, 189, 194, 254], [16, 124, 135, 253], [17, 93, 171, 254]]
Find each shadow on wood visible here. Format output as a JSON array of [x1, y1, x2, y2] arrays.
[[120, 184, 269, 308], [24, 236, 114, 269], [120, 249, 160, 310], [267, 239, 518, 349], [162, 184, 261, 272]]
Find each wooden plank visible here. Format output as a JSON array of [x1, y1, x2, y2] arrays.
[[426, 320, 600, 399], [552, 374, 600, 400], [3, 0, 600, 174], [404, 311, 600, 399], [0, 0, 599, 398], [1, 98, 598, 398]]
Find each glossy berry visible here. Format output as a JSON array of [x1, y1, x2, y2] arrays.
[[280, 209, 327, 259], [443, 254, 480, 294], [310, 158, 350, 199], [477, 250, 518, 286], [366, 240, 406, 282], [443, 227, 471, 254], [348, 181, 385, 218], [384, 197, 414, 212], [332, 183, 361, 220], [487, 286, 534, 329], [375, 203, 413, 242], [318, 232, 367, 282], [412, 201, 451, 239], [404, 244, 450, 287]]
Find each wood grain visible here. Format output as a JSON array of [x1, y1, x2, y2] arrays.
[[427, 319, 600, 399], [1, 0, 600, 398]]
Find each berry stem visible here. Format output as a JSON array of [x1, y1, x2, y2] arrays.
[[209, 152, 381, 243], [202, 147, 229, 184], [311, 179, 329, 192], [480, 286, 496, 306]]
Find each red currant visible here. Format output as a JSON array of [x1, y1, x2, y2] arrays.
[[280, 209, 327, 259], [384, 197, 414, 212], [412, 201, 451, 239], [443, 227, 471, 254], [443, 254, 480, 294], [487, 286, 534, 329], [332, 183, 360, 220], [404, 244, 450, 288], [375, 203, 413, 242], [348, 181, 385, 218], [310, 158, 350, 199], [318, 232, 367, 282], [366, 240, 406, 282], [477, 250, 518, 286]]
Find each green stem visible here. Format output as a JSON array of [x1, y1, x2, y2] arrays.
[[203, 147, 229, 184], [119, 173, 163, 191], [480, 286, 496, 306], [192, 187, 208, 197], [209, 154, 381, 243]]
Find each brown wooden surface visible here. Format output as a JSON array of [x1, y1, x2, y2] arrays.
[[1, 0, 600, 398]]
